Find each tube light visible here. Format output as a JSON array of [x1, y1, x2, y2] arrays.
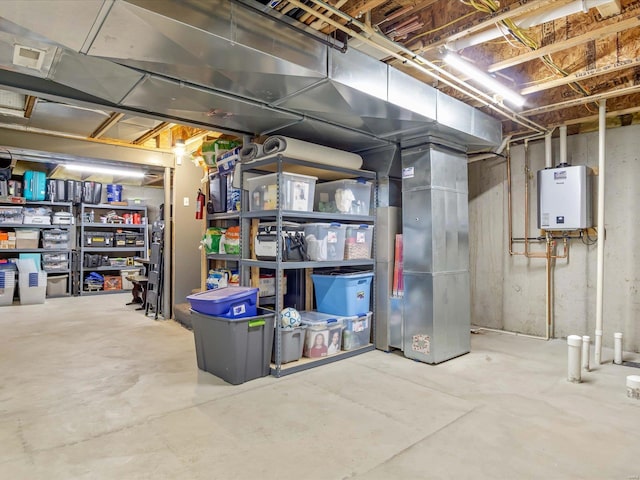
[[443, 52, 526, 107], [173, 138, 185, 165], [64, 164, 145, 178]]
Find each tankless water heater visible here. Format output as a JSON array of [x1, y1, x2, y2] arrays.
[[537, 165, 592, 230]]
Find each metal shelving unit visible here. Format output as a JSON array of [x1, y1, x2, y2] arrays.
[[78, 203, 148, 295], [0, 200, 74, 297], [239, 154, 377, 378], [204, 202, 240, 287]]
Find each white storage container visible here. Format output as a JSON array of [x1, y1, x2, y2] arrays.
[[314, 179, 372, 215], [46, 274, 68, 297], [0, 270, 16, 306], [15, 229, 39, 249], [344, 225, 374, 259], [246, 172, 317, 212], [19, 270, 47, 305], [121, 268, 143, 290], [299, 311, 344, 358], [304, 223, 346, 261]]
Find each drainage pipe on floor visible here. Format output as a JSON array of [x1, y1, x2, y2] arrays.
[[567, 335, 583, 383], [614, 332, 623, 364], [595, 100, 606, 365], [582, 335, 590, 371]]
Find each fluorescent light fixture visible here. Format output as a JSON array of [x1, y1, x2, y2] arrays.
[[64, 164, 145, 178], [443, 52, 526, 107]]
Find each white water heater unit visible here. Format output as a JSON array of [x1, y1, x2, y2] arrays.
[[537, 165, 592, 230]]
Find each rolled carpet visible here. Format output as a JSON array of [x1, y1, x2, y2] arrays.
[[261, 135, 363, 170], [239, 143, 264, 163]]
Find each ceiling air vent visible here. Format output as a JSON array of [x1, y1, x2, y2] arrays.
[[13, 44, 46, 71]]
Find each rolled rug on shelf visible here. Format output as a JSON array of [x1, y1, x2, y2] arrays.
[[239, 143, 264, 163], [261, 135, 363, 170]]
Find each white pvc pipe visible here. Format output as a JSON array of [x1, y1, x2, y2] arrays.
[[545, 132, 553, 168], [628, 375, 640, 400], [568, 335, 583, 383], [614, 332, 623, 364], [450, 0, 612, 50], [559, 125, 568, 165], [595, 100, 606, 365], [582, 335, 590, 371]]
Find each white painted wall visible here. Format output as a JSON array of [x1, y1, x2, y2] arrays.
[[469, 123, 640, 352]]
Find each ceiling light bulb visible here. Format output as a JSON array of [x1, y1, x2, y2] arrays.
[[444, 52, 526, 107], [173, 139, 185, 157]]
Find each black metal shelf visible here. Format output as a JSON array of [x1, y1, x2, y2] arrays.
[[240, 258, 374, 270], [271, 344, 375, 377], [247, 155, 376, 180], [0, 223, 72, 229], [84, 203, 147, 211], [82, 223, 146, 229], [206, 253, 240, 261], [81, 289, 130, 296], [241, 210, 375, 222], [81, 265, 137, 272], [0, 248, 70, 253], [206, 212, 240, 221], [82, 247, 146, 252]]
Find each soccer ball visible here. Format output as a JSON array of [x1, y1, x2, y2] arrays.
[[280, 307, 302, 328]]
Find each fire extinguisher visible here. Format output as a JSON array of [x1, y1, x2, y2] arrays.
[[195, 188, 205, 220]]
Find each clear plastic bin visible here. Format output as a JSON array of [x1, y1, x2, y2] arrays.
[[314, 179, 372, 215], [344, 225, 374, 259], [340, 312, 372, 351], [43, 240, 69, 250], [246, 172, 317, 212], [304, 223, 346, 261], [299, 311, 344, 358], [0, 270, 16, 306]]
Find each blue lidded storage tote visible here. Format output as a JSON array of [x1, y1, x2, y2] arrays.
[[187, 286, 258, 318], [312, 271, 374, 317]]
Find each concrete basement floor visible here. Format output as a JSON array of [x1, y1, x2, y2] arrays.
[[1, 294, 639, 480]]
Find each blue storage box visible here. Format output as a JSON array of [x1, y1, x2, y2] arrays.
[[187, 286, 258, 318], [311, 272, 374, 316]]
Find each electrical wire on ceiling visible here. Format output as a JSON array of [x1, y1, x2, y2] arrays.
[[460, 0, 596, 112]]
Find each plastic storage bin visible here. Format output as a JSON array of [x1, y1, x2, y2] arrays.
[[299, 311, 344, 358], [15, 229, 39, 249], [190, 308, 275, 385], [304, 223, 346, 261], [120, 268, 142, 290], [187, 286, 259, 318], [341, 312, 372, 351], [19, 271, 47, 305], [314, 179, 372, 215], [312, 272, 374, 316], [344, 225, 374, 259], [246, 172, 317, 212], [0, 270, 16, 306], [46, 274, 68, 297], [273, 325, 307, 364]]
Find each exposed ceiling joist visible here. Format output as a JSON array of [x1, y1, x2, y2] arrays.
[[521, 58, 640, 95], [523, 84, 640, 117], [24, 95, 37, 118], [133, 121, 172, 145], [90, 112, 125, 139], [488, 15, 640, 73], [557, 104, 640, 127], [407, 0, 575, 54]]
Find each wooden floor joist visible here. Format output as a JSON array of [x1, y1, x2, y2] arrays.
[[489, 15, 640, 73]]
